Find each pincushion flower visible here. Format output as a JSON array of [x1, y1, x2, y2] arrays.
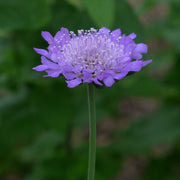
[[33, 27, 152, 180], [33, 27, 152, 88]]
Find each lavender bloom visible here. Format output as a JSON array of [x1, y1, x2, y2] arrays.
[[33, 27, 152, 88]]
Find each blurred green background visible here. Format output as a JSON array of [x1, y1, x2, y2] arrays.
[[0, 0, 180, 179]]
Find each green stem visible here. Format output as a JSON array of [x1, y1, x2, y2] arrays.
[[87, 83, 96, 180]]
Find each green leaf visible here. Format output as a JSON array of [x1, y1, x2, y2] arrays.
[[21, 132, 62, 163], [120, 74, 170, 98], [113, 0, 143, 40], [0, 0, 50, 30], [113, 107, 180, 154], [95, 147, 122, 180], [82, 0, 115, 28], [0, 88, 27, 113], [0, 37, 10, 64], [163, 2, 180, 50], [164, 29, 180, 50], [50, 0, 95, 32], [145, 150, 180, 180]]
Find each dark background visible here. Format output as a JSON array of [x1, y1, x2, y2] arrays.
[[0, 0, 180, 179]]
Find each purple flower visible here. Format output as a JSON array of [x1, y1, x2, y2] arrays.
[[33, 27, 152, 88]]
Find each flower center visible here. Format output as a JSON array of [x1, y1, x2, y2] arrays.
[[61, 32, 124, 72]]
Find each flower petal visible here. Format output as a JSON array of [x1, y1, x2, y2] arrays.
[[131, 43, 148, 59], [83, 70, 91, 81], [111, 29, 121, 38], [41, 56, 50, 64], [34, 48, 49, 58], [113, 72, 128, 80], [103, 76, 115, 87], [123, 61, 143, 72], [67, 78, 82, 88], [41, 57, 60, 69], [136, 43, 148, 53], [99, 27, 110, 34], [93, 79, 103, 86], [41, 31, 54, 44], [44, 70, 62, 77], [128, 33, 137, 39], [143, 59, 152, 66], [54, 27, 70, 45], [63, 72, 77, 80], [33, 65, 48, 71], [131, 52, 142, 60], [60, 27, 69, 34]]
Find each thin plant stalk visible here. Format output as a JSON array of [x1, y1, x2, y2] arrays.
[[87, 83, 96, 180]]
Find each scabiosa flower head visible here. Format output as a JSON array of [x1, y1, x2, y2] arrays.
[[33, 27, 152, 88]]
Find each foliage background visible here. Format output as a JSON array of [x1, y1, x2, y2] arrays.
[[0, 0, 180, 179]]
